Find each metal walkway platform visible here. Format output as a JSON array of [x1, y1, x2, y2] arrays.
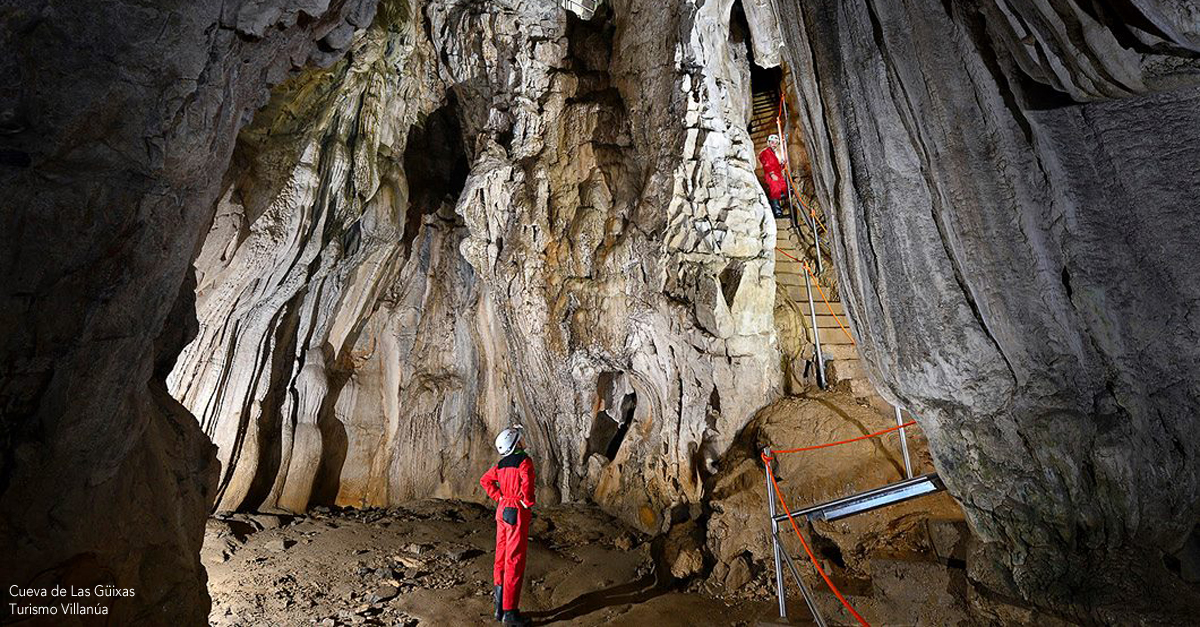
[[773, 472, 945, 524], [764, 446, 947, 626]]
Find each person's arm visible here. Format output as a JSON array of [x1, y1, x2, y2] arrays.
[[517, 458, 536, 509], [480, 465, 502, 502]]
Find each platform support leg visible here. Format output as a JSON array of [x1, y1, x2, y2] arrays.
[[895, 405, 913, 479], [778, 533, 828, 627], [764, 448, 787, 620]]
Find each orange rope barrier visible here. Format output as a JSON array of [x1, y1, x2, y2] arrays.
[[761, 418, 921, 625], [775, 93, 828, 235], [795, 191, 829, 235], [774, 246, 857, 346], [800, 261, 856, 346], [763, 452, 871, 626], [772, 421, 915, 455]]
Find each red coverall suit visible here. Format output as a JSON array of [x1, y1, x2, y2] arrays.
[[480, 450, 536, 612], [758, 147, 788, 200]]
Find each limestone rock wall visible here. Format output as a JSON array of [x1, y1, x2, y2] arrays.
[[775, 0, 1200, 619], [169, 0, 783, 534], [168, 0, 447, 514], [0, 0, 376, 623]]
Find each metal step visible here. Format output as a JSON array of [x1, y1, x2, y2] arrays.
[[773, 473, 945, 524], [774, 260, 803, 274], [812, 326, 855, 345], [809, 314, 849, 329], [774, 272, 804, 287], [783, 286, 844, 312], [809, 343, 858, 360]]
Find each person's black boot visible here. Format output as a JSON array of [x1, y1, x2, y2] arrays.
[[502, 609, 531, 626], [493, 586, 503, 621]]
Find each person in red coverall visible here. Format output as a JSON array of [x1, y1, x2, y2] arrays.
[[758, 133, 789, 218], [480, 425, 536, 625]]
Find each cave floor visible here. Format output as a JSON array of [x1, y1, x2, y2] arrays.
[[203, 500, 801, 626], [203, 496, 982, 626]]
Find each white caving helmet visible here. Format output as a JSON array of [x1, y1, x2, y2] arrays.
[[767, 133, 781, 146], [495, 425, 525, 456]]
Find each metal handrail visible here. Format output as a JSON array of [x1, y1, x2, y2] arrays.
[[804, 266, 827, 389], [895, 406, 914, 478], [774, 89, 829, 389], [763, 447, 942, 623], [773, 472, 944, 523], [764, 451, 827, 625]]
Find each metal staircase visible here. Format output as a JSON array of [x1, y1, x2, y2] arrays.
[[752, 80, 864, 394], [755, 74, 948, 627]]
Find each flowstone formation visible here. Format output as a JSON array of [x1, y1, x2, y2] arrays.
[[0, 0, 375, 623], [169, 0, 783, 538], [775, 0, 1200, 620]]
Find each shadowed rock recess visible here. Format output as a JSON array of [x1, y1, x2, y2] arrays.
[[2, 0, 1199, 624]]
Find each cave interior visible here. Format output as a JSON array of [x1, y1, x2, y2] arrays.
[[2, 0, 1200, 625]]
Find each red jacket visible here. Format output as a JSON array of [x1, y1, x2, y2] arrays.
[[480, 451, 536, 511], [758, 147, 788, 200]]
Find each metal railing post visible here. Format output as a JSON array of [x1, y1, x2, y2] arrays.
[[811, 203, 824, 275], [778, 537, 829, 627], [805, 269, 827, 388], [764, 448, 787, 620], [894, 406, 913, 479]]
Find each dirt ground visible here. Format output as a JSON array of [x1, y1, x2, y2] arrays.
[[201, 386, 1032, 626], [203, 500, 809, 627], [202, 494, 1003, 626]]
